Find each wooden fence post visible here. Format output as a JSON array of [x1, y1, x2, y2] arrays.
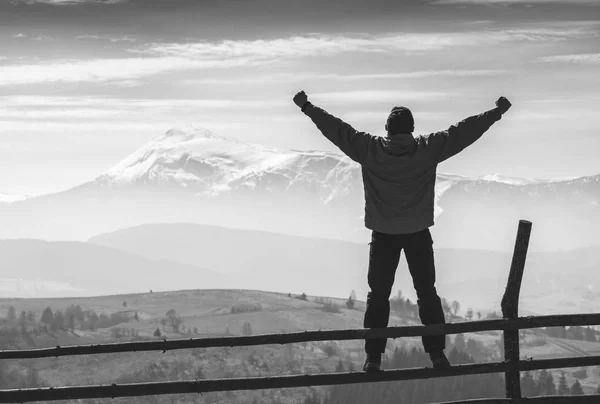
[[501, 220, 532, 400]]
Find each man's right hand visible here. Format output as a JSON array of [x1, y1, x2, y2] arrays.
[[495, 96, 512, 114], [293, 91, 308, 109]]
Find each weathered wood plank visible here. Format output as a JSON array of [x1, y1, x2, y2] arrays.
[[435, 395, 600, 404], [501, 220, 533, 399], [2, 355, 600, 403], [2, 312, 600, 360]]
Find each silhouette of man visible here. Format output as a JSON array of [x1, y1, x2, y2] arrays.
[[293, 91, 512, 371]]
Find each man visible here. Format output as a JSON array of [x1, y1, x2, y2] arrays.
[[293, 90, 512, 372]]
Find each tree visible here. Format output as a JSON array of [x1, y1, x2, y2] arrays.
[[242, 321, 253, 336], [122, 301, 127, 308], [87, 311, 99, 331], [568, 326, 584, 340], [521, 371, 536, 397], [451, 301, 460, 317], [495, 337, 505, 358], [570, 379, 584, 395], [335, 359, 344, 373], [41, 307, 54, 325], [19, 311, 27, 332], [153, 328, 162, 337], [53, 310, 65, 332], [133, 312, 139, 321], [25, 366, 41, 388], [66, 312, 75, 332], [441, 298, 452, 319], [454, 334, 466, 353], [584, 327, 597, 342], [465, 308, 474, 321], [537, 369, 556, 396], [26, 311, 35, 322], [7, 306, 16, 323], [558, 371, 569, 395], [466, 338, 481, 360], [300, 293, 307, 301], [345, 296, 355, 310], [476, 311, 482, 320], [165, 309, 183, 333], [350, 290, 357, 301]]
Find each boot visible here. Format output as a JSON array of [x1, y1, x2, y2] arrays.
[[429, 350, 451, 370], [362, 353, 382, 373]]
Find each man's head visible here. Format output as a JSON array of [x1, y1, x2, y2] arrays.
[[385, 106, 414, 134]]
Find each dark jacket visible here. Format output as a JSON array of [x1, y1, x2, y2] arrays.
[[302, 103, 503, 234]]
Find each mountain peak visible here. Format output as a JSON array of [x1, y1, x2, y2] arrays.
[[158, 125, 225, 143]]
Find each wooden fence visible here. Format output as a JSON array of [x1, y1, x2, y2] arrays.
[[1, 220, 600, 403]]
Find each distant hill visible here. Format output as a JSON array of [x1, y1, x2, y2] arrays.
[[89, 223, 600, 315], [2, 288, 599, 398], [0, 239, 225, 298]]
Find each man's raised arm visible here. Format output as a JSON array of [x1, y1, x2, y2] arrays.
[[293, 91, 375, 164], [421, 96, 512, 163]]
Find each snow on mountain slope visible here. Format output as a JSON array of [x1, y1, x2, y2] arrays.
[[0, 193, 29, 204], [478, 173, 579, 186], [0, 278, 85, 298], [97, 125, 360, 203]]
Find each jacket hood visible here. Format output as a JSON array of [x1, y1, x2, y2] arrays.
[[382, 132, 417, 156]]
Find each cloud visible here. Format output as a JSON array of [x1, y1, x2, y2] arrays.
[[0, 120, 242, 133], [186, 69, 507, 85], [1, 25, 596, 86], [433, 0, 600, 5], [11, 33, 53, 41], [0, 96, 286, 113], [139, 28, 596, 61], [538, 53, 600, 64], [0, 57, 263, 86], [0, 108, 125, 119], [77, 35, 137, 43], [311, 91, 452, 103]]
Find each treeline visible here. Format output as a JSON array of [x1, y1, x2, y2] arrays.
[[543, 326, 598, 342], [1, 304, 137, 333], [520, 369, 591, 397], [323, 348, 505, 404], [321, 347, 598, 404], [0, 304, 139, 351], [292, 289, 466, 321]]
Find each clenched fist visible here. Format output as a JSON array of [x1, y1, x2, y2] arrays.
[[495, 96, 512, 115], [293, 91, 308, 109]]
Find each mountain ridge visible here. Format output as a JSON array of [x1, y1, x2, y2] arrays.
[[88, 222, 600, 315], [0, 125, 597, 251]]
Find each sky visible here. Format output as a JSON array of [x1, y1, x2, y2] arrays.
[[0, 0, 599, 195]]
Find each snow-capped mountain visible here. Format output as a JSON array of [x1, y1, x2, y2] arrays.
[[0, 125, 597, 251], [95, 125, 361, 204]]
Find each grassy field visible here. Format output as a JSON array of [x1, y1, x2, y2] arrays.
[[2, 288, 600, 401]]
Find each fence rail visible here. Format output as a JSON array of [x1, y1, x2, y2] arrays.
[[2, 356, 600, 403], [1, 313, 600, 360], [2, 220, 600, 404]]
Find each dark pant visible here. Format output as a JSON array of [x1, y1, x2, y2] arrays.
[[363, 228, 446, 355]]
